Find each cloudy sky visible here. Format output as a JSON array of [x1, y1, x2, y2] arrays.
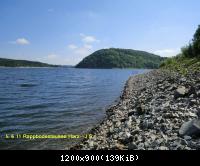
[[0, 0, 200, 65]]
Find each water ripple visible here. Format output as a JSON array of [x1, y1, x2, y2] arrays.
[[0, 68, 147, 149]]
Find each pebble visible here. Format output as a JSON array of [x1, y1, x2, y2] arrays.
[[159, 146, 169, 150], [128, 142, 137, 150], [72, 70, 200, 150]]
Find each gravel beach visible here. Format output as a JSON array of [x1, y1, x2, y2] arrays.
[[71, 69, 200, 150]]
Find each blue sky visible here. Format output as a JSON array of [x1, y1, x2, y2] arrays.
[[0, 0, 200, 65]]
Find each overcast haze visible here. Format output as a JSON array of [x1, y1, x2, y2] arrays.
[[0, 0, 200, 65]]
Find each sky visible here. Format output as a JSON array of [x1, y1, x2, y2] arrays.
[[0, 0, 200, 65]]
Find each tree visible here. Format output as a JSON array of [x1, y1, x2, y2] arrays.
[[182, 44, 193, 58], [181, 25, 200, 58], [193, 25, 200, 57]]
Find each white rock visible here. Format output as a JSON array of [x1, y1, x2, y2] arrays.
[[159, 146, 169, 150]]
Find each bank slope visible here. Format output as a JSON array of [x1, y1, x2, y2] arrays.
[[160, 25, 200, 74]]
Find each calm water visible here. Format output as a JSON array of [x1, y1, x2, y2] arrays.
[[0, 68, 147, 149]]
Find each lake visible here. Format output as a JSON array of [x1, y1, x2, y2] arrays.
[[0, 67, 147, 149]]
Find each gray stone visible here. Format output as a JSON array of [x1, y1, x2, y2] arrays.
[[168, 86, 176, 91], [136, 105, 145, 115], [150, 134, 157, 141], [171, 141, 181, 148], [128, 111, 135, 117], [197, 90, 200, 97], [160, 118, 165, 123], [184, 147, 192, 150], [156, 116, 162, 121], [174, 86, 187, 99], [159, 146, 169, 150], [179, 119, 200, 136], [162, 102, 170, 109], [131, 129, 140, 135], [164, 113, 179, 119], [197, 110, 200, 118], [136, 119, 141, 124], [128, 142, 137, 150], [188, 86, 196, 96], [188, 112, 197, 118], [118, 132, 124, 137], [141, 120, 153, 129], [109, 126, 114, 133], [115, 143, 125, 150], [115, 121, 121, 127], [113, 134, 118, 139], [125, 119, 132, 128], [174, 145, 184, 150], [125, 131, 131, 139], [138, 143, 144, 149], [184, 136, 192, 140], [132, 116, 137, 122], [144, 141, 150, 148], [180, 139, 188, 146], [144, 115, 152, 119], [107, 121, 113, 127], [88, 141, 94, 147]]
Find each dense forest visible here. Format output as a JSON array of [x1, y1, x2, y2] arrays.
[[0, 58, 58, 67], [76, 48, 166, 69]]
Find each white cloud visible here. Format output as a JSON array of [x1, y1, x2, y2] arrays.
[[68, 44, 78, 50], [80, 33, 100, 43], [153, 49, 180, 57], [47, 54, 58, 60], [11, 38, 30, 45], [83, 44, 93, 49], [74, 47, 91, 56], [65, 33, 100, 65], [68, 43, 93, 57]]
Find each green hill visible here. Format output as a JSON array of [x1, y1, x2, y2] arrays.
[[0, 58, 59, 67], [76, 48, 166, 69]]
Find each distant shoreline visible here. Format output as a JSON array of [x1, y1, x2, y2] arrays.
[[0, 57, 64, 68], [0, 66, 73, 68], [0, 66, 55, 68], [0, 66, 151, 70]]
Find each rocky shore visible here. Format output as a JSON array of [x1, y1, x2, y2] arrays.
[[71, 69, 200, 150]]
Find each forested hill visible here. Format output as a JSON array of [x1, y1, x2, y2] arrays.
[[0, 58, 59, 67], [76, 48, 166, 69]]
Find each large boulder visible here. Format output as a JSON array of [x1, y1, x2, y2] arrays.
[[174, 86, 188, 99], [179, 119, 200, 137]]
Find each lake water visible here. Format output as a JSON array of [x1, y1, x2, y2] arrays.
[[0, 68, 147, 149]]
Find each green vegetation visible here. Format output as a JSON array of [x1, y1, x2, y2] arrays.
[[181, 25, 200, 58], [0, 58, 59, 67], [76, 48, 166, 69], [160, 55, 200, 75], [160, 25, 200, 74]]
